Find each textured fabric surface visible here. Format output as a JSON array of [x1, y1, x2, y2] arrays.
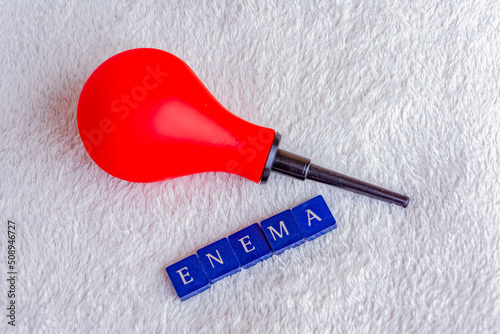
[[1, 1, 499, 333]]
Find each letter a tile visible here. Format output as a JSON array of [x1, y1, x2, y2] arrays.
[[228, 223, 273, 269], [197, 238, 241, 283], [260, 210, 305, 255], [166, 254, 211, 301], [292, 195, 337, 241]]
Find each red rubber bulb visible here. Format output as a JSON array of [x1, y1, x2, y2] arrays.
[[77, 48, 276, 183]]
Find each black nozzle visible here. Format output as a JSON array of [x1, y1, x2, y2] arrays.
[[261, 135, 409, 207]]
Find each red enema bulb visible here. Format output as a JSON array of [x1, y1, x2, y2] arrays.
[[78, 48, 410, 207], [78, 48, 275, 183]]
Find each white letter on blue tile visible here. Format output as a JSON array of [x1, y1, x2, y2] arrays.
[[238, 236, 255, 253], [176, 267, 194, 285], [267, 221, 289, 241], [306, 209, 322, 226], [206, 250, 224, 268]]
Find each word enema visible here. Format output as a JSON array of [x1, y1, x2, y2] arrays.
[[166, 195, 337, 300]]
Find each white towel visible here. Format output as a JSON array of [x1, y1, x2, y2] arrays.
[[1, 1, 499, 332]]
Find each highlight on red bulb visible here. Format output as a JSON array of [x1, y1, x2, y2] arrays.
[[77, 48, 276, 183]]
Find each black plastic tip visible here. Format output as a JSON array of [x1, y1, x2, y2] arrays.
[[270, 149, 410, 208]]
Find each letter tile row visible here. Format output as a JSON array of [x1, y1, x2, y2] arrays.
[[166, 195, 337, 301]]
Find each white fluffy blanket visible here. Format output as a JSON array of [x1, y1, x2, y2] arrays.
[[1, 1, 499, 333]]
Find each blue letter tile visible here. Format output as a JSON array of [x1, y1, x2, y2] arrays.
[[228, 223, 273, 269], [260, 210, 305, 255], [166, 254, 211, 301], [197, 238, 241, 283], [292, 195, 337, 241]]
